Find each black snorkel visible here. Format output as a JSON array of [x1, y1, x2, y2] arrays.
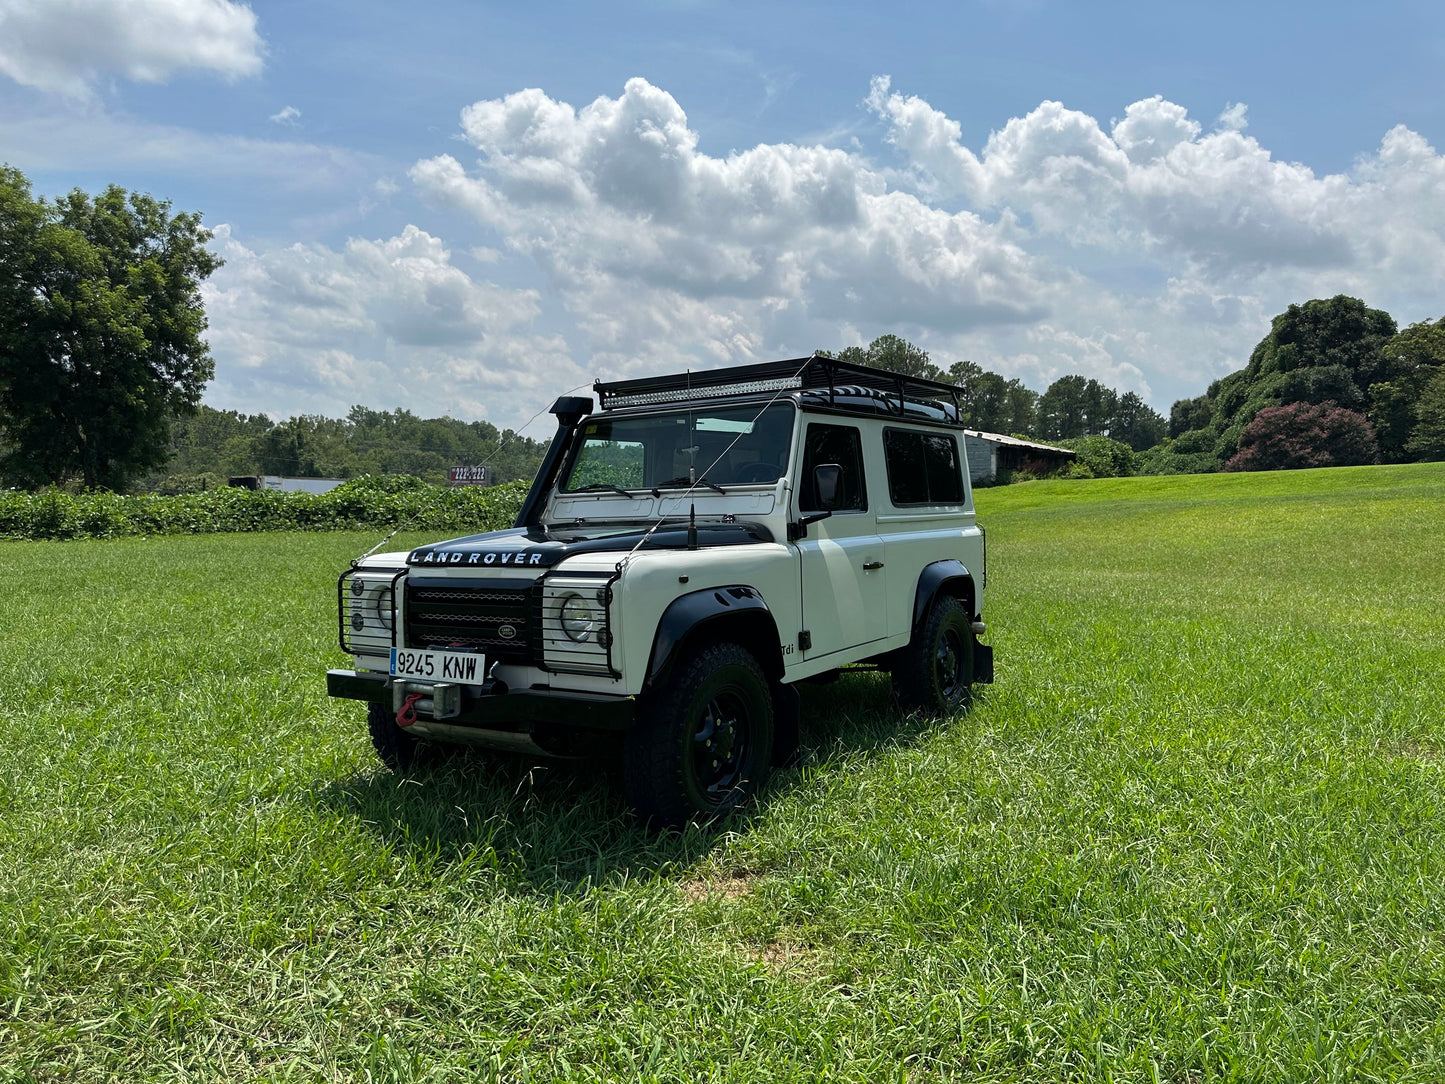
[[513, 395, 594, 530]]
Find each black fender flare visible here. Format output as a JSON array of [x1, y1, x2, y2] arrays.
[[911, 560, 993, 685], [911, 559, 979, 640], [645, 585, 784, 691]]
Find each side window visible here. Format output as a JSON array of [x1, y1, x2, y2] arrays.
[[799, 424, 867, 512], [884, 429, 964, 505], [923, 434, 964, 503]]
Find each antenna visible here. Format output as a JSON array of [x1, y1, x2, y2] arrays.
[[352, 523, 408, 567]]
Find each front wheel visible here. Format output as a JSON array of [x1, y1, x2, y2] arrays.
[[623, 642, 774, 827], [892, 595, 974, 714]]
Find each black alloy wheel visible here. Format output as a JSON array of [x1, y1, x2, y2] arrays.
[[624, 641, 775, 827], [893, 594, 974, 714], [691, 688, 751, 803], [934, 622, 966, 702]]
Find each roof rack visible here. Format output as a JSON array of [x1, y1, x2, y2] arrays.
[[594, 355, 963, 415]]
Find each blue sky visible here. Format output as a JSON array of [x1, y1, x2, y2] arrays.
[[2, 0, 1443, 430]]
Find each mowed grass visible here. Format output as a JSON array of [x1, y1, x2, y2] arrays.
[[2, 463, 1444, 1082]]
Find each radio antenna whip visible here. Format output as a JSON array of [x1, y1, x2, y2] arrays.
[[353, 523, 407, 567]]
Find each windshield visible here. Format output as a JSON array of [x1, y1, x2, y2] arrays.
[[561, 402, 796, 492]]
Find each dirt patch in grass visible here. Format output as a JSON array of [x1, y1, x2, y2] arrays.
[[1396, 741, 1444, 761], [681, 872, 757, 904], [743, 938, 825, 981]]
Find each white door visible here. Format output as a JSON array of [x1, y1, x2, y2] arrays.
[[793, 422, 889, 661]]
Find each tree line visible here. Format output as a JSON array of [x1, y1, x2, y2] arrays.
[[819, 334, 1168, 451], [136, 307, 1445, 491], [154, 406, 549, 492], [830, 299, 1445, 476], [158, 338, 1165, 492]]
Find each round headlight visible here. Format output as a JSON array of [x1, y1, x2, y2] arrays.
[[374, 586, 393, 630], [560, 593, 599, 642]]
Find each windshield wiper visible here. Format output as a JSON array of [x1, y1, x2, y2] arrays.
[[654, 475, 726, 495], [571, 483, 635, 496]]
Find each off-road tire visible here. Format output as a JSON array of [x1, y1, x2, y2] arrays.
[[367, 700, 418, 773], [893, 595, 974, 715], [623, 641, 774, 827]]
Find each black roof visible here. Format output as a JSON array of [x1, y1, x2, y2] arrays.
[[594, 355, 963, 420]]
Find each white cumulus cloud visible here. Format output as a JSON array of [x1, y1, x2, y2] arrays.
[[411, 77, 1055, 381], [403, 76, 1445, 410], [0, 0, 264, 96], [202, 224, 587, 424], [866, 76, 1445, 282]]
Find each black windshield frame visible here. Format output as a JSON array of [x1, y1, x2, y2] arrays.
[[559, 402, 797, 493]]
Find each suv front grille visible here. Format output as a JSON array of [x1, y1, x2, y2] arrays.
[[404, 580, 537, 663]]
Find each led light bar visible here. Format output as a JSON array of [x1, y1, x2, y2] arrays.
[[595, 355, 965, 414], [603, 375, 803, 409]]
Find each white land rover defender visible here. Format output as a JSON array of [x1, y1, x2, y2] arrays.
[[327, 357, 993, 825]]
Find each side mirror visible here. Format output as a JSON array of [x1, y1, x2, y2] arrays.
[[814, 463, 842, 510]]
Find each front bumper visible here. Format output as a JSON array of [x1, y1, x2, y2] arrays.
[[326, 669, 636, 734]]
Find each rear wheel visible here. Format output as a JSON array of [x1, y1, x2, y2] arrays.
[[893, 595, 974, 714], [623, 642, 774, 827], [367, 700, 418, 773]]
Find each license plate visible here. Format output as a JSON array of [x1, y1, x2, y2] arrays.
[[389, 648, 487, 683]]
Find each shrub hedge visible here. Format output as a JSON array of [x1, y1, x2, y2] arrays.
[[0, 476, 529, 541]]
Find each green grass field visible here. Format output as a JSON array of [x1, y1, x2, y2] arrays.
[[2, 464, 1444, 1082]]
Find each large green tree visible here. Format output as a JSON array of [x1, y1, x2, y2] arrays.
[[941, 361, 1034, 434], [1166, 295, 1399, 469], [828, 334, 945, 381], [1111, 391, 1168, 451], [1037, 375, 1121, 440], [0, 167, 221, 490]]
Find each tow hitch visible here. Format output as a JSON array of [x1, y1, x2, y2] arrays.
[[392, 680, 461, 722]]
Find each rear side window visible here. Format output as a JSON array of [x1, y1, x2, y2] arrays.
[[799, 424, 867, 512], [884, 429, 964, 505]]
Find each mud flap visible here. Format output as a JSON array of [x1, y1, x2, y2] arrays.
[[972, 639, 994, 685], [771, 682, 801, 767]]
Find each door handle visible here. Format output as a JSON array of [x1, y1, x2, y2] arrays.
[[862, 560, 884, 570]]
